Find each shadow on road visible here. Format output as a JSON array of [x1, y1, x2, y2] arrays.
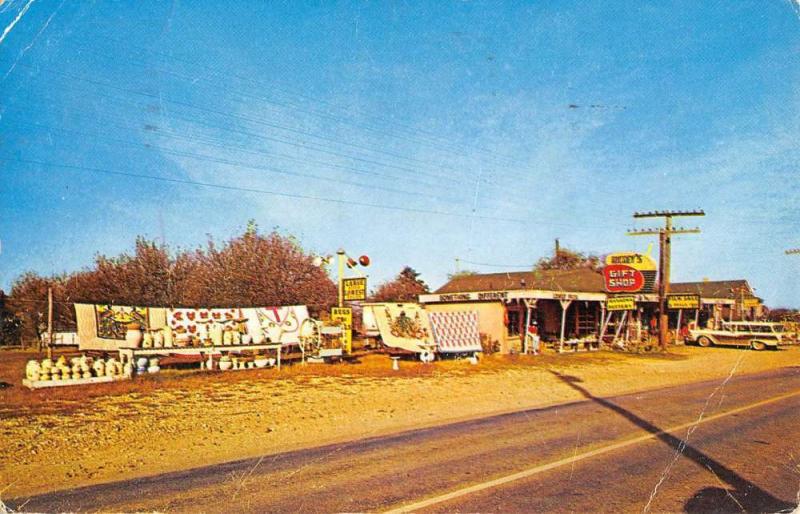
[[550, 371, 793, 513]]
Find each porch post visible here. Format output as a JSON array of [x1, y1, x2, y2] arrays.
[[559, 299, 572, 352]]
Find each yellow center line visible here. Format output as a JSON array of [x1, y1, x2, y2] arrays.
[[382, 389, 800, 513]]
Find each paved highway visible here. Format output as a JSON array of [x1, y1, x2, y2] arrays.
[[10, 366, 800, 513]]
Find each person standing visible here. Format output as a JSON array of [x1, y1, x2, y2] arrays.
[[527, 321, 541, 355]]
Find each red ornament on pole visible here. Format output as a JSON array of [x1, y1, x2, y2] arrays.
[[358, 255, 370, 267]]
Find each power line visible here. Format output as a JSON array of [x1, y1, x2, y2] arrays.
[[457, 259, 536, 269], [12, 64, 510, 190], [2, 156, 526, 224], [9, 118, 460, 202], [18, 61, 496, 184], [89, 35, 522, 167]]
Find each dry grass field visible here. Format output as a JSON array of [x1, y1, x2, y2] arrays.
[[1, 344, 798, 499]]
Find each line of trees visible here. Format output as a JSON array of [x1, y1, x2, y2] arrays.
[[5, 224, 338, 345]]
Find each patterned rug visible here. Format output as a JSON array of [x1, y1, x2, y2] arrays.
[[428, 311, 482, 354], [371, 303, 434, 353]]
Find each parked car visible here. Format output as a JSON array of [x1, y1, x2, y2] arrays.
[[687, 321, 788, 351]]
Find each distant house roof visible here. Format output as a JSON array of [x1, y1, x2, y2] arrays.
[[434, 268, 606, 294], [670, 280, 756, 300]]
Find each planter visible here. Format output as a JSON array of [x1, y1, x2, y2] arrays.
[[125, 328, 143, 348]]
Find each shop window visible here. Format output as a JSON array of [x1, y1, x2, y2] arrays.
[[507, 309, 521, 336]]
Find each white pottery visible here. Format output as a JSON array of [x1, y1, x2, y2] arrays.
[[136, 357, 149, 372], [163, 328, 174, 348], [254, 358, 268, 368], [210, 324, 223, 346], [147, 365, 160, 374], [267, 358, 276, 367], [142, 331, 153, 349], [153, 330, 164, 348], [241, 334, 252, 345], [149, 357, 159, 368], [40, 358, 53, 371], [252, 331, 265, 344], [29, 370, 41, 381], [218, 357, 232, 371], [247, 362, 255, 369], [82, 371, 92, 379], [25, 360, 41, 380], [125, 328, 143, 348], [93, 360, 105, 377], [222, 330, 233, 346]]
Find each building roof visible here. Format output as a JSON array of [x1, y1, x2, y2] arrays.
[[670, 280, 756, 299], [434, 268, 606, 294]]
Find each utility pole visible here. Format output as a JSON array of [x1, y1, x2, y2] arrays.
[[628, 210, 705, 350], [47, 287, 53, 360], [555, 238, 560, 258]]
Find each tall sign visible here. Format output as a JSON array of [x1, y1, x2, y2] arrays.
[[603, 252, 657, 294], [331, 307, 352, 354]]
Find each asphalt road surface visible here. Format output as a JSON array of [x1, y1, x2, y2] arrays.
[[10, 365, 800, 513]]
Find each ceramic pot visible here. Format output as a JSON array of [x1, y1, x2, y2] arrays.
[[153, 330, 164, 348], [254, 358, 268, 368], [252, 331, 265, 344], [82, 371, 92, 379], [163, 328, 174, 348], [222, 330, 233, 346], [125, 328, 143, 348], [147, 365, 160, 374], [241, 334, 252, 345], [25, 360, 41, 380], [142, 331, 153, 348], [218, 358, 232, 371], [136, 357, 148, 372], [29, 370, 41, 381], [93, 360, 105, 377], [41, 358, 53, 371], [209, 324, 223, 346]]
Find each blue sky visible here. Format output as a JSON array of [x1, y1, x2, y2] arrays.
[[1, 1, 799, 306]]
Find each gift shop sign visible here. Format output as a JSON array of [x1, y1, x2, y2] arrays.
[[604, 252, 657, 294], [603, 265, 645, 293]]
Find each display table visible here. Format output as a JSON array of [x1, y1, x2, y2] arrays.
[[23, 375, 130, 389], [118, 343, 285, 370]]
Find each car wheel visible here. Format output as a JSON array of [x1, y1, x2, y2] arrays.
[[697, 336, 712, 348], [751, 341, 767, 351]]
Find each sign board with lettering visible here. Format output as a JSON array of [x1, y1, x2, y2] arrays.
[[331, 307, 353, 352], [606, 296, 636, 311], [667, 294, 700, 310], [603, 252, 657, 293], [342, 277, 367, 301], [743, 298, 760, 309]]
